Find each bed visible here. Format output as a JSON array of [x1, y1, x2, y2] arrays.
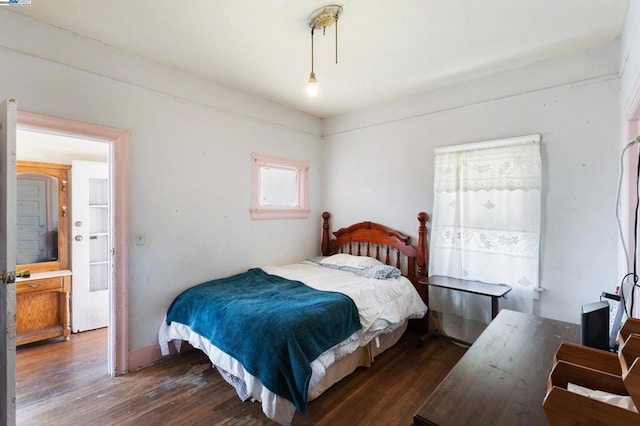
[[158, 211, 430, 425]]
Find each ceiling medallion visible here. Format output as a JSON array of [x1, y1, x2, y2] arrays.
[[307, 5, 342, 30]]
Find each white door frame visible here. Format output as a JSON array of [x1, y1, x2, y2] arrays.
[[623, 73, 640, 319], [18, 111, 129, 375]]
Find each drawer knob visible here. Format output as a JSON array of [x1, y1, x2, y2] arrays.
[[29, 283, 41, 289]]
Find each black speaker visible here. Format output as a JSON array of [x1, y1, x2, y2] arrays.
[[581, 301, 610, 350]]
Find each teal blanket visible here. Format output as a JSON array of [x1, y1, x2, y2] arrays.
[[165, 268, 361, 413]]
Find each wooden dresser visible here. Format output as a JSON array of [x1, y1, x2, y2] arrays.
[[16, 270, 72, 345], [16, 161, 72, 346]]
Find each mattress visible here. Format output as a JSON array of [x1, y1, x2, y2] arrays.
[[158, 260, 427, 424]]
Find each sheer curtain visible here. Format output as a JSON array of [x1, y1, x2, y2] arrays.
[[429, 135, 541, 340]]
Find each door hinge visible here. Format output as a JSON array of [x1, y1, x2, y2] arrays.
[[1, 271, 15, 284]]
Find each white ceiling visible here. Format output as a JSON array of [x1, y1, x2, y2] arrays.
[[9, 0, 629, 118]]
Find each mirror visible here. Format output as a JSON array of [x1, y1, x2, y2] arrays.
[[17, 161, 70, 273], [17, 173, 59, 263]]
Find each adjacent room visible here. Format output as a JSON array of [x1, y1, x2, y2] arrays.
[[2, 0, 640, 424]]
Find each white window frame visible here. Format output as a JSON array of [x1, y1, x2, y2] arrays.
[[250, 153, 309, 220]]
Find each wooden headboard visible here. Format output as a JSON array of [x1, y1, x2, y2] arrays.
[[321, 211, 429, 302]]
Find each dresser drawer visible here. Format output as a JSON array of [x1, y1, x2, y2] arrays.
[[15, 271, 72, 345], [16, 277, 64, 294]]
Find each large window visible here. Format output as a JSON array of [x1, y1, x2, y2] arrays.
[[429, 134, 541, 339], [250, 153, 309, 219]]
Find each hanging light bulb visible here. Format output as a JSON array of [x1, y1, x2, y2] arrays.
[[307, 71, 318, 96], [305, 5, 342, 97], [307, 27, 318, 96]]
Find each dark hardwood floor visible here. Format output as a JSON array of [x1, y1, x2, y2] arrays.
[[16, 327, 466, 425]]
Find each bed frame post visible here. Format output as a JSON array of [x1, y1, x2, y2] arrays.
[[417, 212, 429, 280], [321, 211, 331, 256]]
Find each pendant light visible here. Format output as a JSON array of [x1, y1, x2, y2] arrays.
[[307, 27, 318, 96], [306, 5, 342, 96]]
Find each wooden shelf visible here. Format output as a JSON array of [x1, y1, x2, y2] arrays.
[[543, 318, 640, 425]]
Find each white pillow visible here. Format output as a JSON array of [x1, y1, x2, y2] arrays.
[[320, 253, 384, 269]]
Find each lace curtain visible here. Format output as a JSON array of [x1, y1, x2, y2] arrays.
[[429, 136, 542, 340]]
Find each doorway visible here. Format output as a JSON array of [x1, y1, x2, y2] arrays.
[[17, 130, 111, 336], [623, 74, 640, 319], [17, 110, 129, 376]]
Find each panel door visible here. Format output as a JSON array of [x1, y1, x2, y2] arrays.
[[71, 160, 110, 332], [1, 98, 18, 426]]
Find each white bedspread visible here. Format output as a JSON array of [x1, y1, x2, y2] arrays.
[[158, 260, 427, 425]]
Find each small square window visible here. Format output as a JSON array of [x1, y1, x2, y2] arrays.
[[251, 153, 309, 219]]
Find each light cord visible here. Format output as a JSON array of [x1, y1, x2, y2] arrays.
[[335, 13, 339, 64], [617, 142, 635, 268], [311, 27, 315, 74]]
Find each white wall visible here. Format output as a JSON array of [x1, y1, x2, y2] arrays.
[[621, 0, 640, 108], [0, 6, 632, 351], [0, 11, 323, 350], [323, 41, 622, 325]]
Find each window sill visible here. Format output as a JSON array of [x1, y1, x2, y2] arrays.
[[250, 208, 310, 220]]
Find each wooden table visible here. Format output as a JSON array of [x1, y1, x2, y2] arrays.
[[413, 309, 579, 426], [419, 275, 512, 346]]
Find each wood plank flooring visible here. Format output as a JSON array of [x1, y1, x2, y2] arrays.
[[16, 327, 466, 425]]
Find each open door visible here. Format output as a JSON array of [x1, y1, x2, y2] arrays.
[[71, 160, 110, 332], [1, 98, 18, 426]]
